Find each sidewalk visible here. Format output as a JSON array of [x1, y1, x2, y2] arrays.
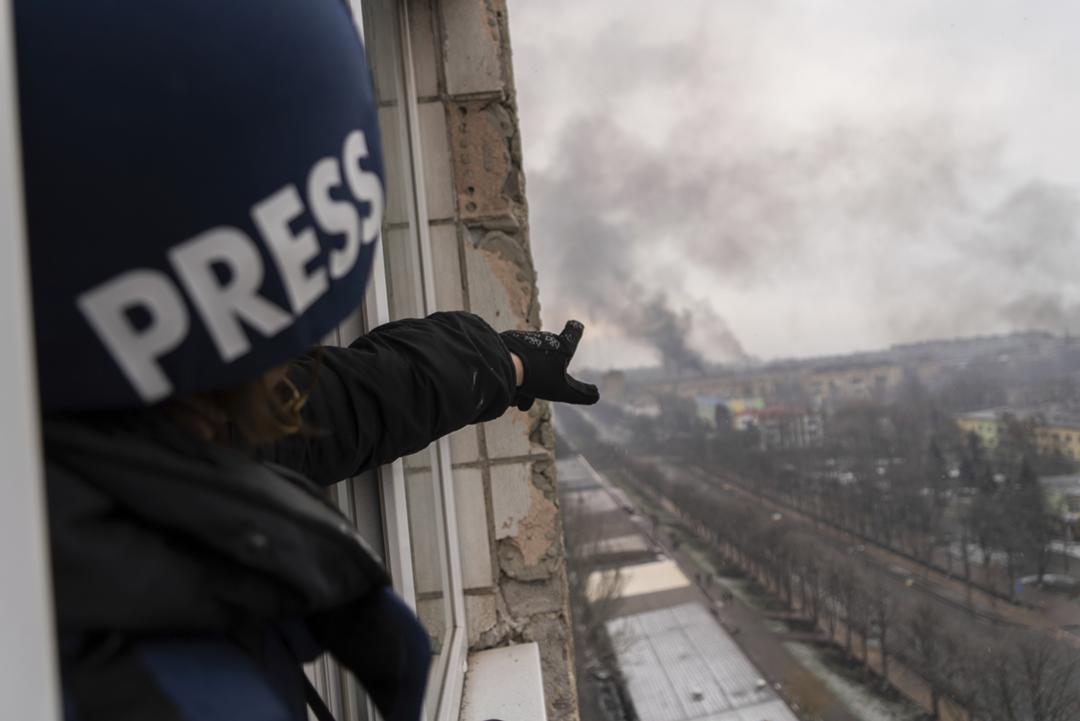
[[601, 466, 865, 721]]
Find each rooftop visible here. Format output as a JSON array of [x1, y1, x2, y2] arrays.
[[607, 603, 798, 721], [955, 405, 1080, 428]]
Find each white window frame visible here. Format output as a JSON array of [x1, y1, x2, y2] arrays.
[[0, 1, 62, 718], [397, 0, 471, 714], [375, 2, 469, 717], [310, 3, 470, 720]]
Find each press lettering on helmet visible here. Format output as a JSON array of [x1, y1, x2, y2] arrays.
[[76, 128, 385, 403], [168, 226, 294, 363], [342, 129, 383, 250], [253, 184, 329, 317], [76, 269, 191, 402], [308, 158, 361, 280]]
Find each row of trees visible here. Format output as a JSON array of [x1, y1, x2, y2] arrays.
[[623, 455, 1080, 721], [642, 374, 1076, 601]]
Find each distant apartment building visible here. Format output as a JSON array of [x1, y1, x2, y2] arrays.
[[802, 362, 905, 411], [690, 395, 821, 449], [1034, 412, 1080, 462], [648, 371, 786, 402], [954, 407, 1080, 463], [645, 361, 905, 416], [740, 405, 825, 450], [955, 409, 1002, 449], [635, 330, 1077, 421], [694, 395, 763, 428]]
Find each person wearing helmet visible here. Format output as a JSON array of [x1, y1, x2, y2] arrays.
[[17, 1, 598, 720]]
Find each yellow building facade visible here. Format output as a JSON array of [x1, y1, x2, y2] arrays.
[[955, 410, 1080, 463], [955, 411, 1002, 449], [1035, 423, 1080, 462]]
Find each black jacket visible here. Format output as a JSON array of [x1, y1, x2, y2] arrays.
[[45, 311, 517, 719]]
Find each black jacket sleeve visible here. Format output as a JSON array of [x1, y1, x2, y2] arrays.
[[263, 311, 516, 486]]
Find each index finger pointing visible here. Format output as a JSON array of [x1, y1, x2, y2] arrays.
[[560, 320, 585, 355]]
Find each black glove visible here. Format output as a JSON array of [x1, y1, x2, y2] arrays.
[[500, 320, 600, 411]]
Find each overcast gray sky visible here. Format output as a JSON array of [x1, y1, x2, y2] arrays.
[[507, 0, 1080, 368]]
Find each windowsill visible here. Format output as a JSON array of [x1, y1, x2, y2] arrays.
[[459, 642, 547, 721]]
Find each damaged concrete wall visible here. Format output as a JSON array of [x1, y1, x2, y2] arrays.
[[406, 0, 579, 718]]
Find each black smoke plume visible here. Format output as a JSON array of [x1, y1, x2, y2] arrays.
[[517, 0, 1080, 364]]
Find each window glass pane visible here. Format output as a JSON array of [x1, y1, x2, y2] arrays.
[[328, 321, 386, 555], [304, 4, 390, 719], [306, 261, 381, 721], [362, 0, 456, 706]]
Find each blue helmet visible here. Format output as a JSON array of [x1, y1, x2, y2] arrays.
[[18, 0, 384, 411]]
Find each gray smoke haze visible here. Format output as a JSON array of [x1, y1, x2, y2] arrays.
[[511, 0, 1080, 366], [636, 295, 705, 373], [528, 114, 750, 370]]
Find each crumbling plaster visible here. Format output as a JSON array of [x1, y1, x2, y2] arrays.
[[427, 0, 579, 717]]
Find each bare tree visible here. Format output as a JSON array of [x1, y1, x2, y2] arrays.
[[833, 558, 860, 657], [822, 561, 844, 643], [974, 631, 1080, 721], [897, 601, 955, 719], [958, 520, 974, 605], [792, 543, 825, 625], [865, 574, 896, 687], [1013, 458, 1056, 586], [846, 569, 874, 665]]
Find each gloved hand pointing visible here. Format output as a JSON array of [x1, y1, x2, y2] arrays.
[[500, 321, 601, 411]]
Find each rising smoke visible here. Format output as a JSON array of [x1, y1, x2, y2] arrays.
[[635, 294, 705, 373], [514, 0, 1080, 366], [528, 115, 752, 371]]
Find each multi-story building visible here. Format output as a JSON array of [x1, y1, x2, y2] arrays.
[[955, 409, 1003, 449], [2, 2, 578, 720], [801, 362, 905, 411], [694, 395, 764, 428], [642, 361, 906, 416], [736, 405, 825, 450], [955, 407, 1080, 463], [643, 366, 800, 403], [1034, 412, 1080, 462]]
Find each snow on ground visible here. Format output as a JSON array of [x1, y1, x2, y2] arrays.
[[565, 488, 620, 514], [1049, 541, 1080, 560], [951, 540, 1080, 565], [1018, 573, 1079, 587], [947, 542, 1008, 565], [587, 559, 691, 601], [783, 642, 922, 721], [581, 534, 652, 557]]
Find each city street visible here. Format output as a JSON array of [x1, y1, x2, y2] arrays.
[[560, 452, 864, 721]]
